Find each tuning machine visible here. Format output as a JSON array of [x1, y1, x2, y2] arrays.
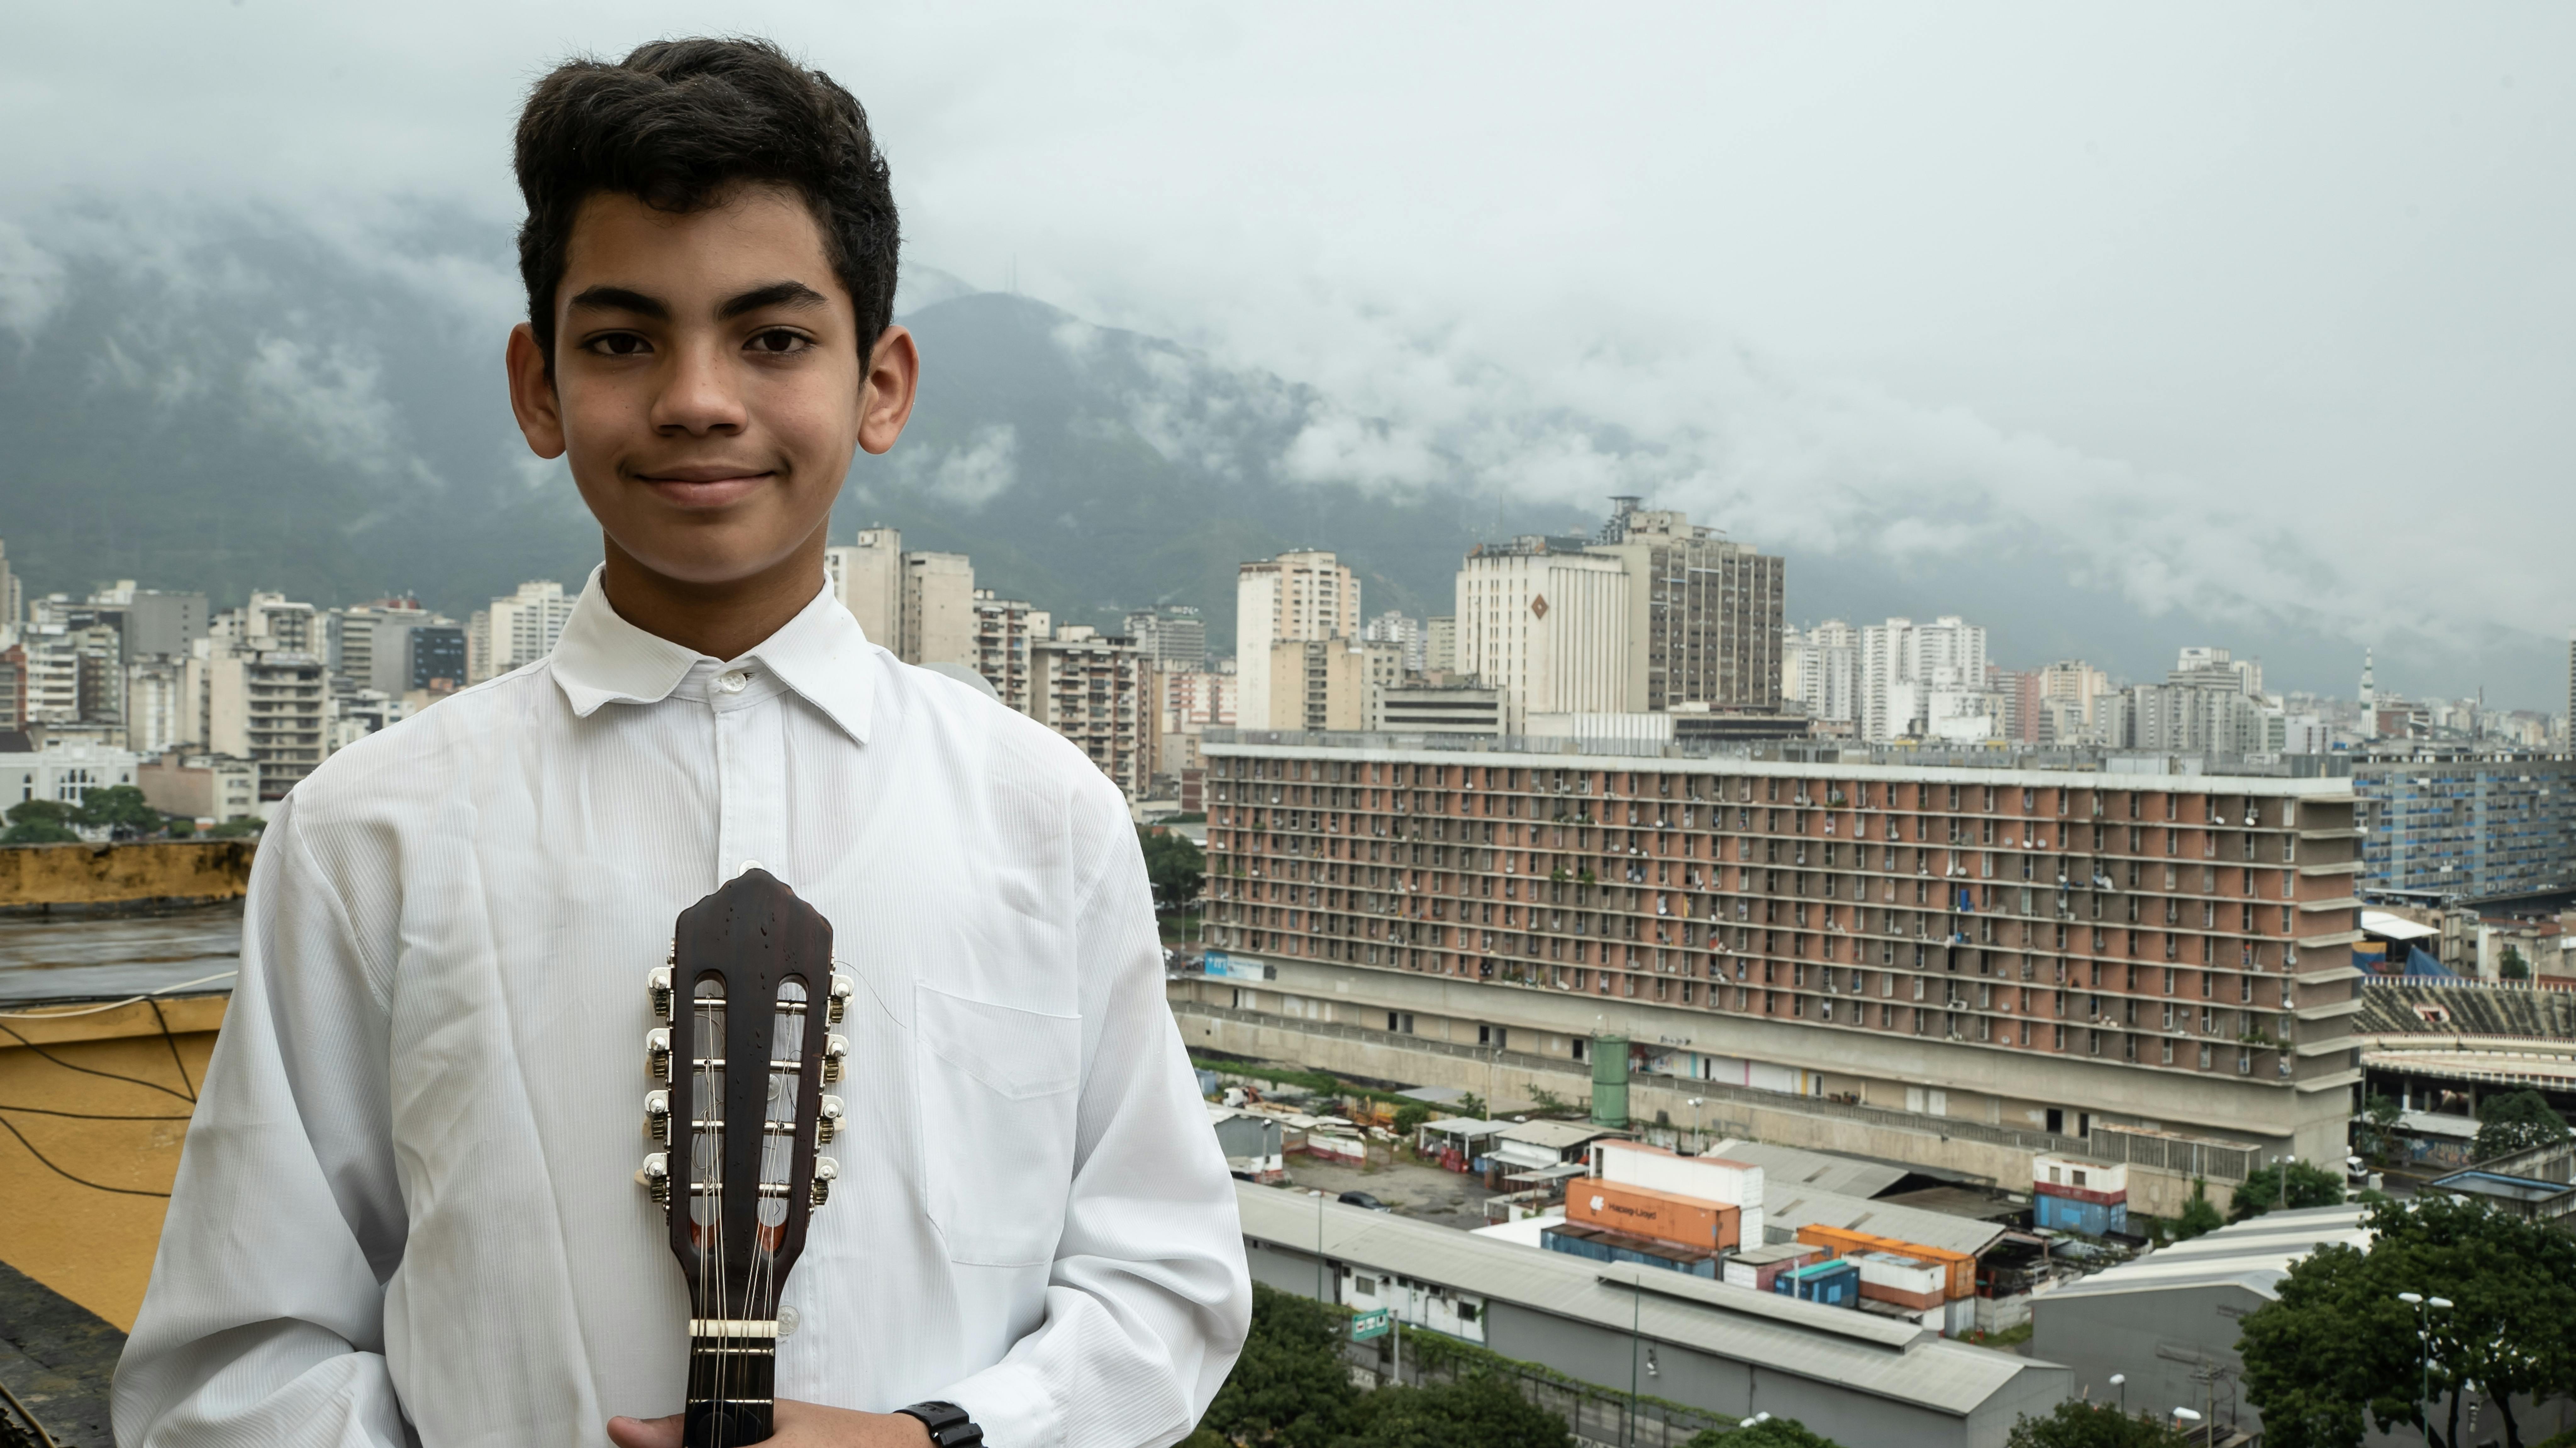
[[637, 1152, 670, 1205], [821, 1033, 848, 1085], [645, 1027, 672, 1082], [827, 962, 854, 1026], [647, 963, 674, 1022], [817, 1094, 843, 1145], [810, 1155, 838, 1208], [644, 1089, 671, 1145]]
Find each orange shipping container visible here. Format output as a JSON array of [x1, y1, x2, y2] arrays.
[[1568, 1180, 1740, 1252], [1793, 1225, 1976, 1300]]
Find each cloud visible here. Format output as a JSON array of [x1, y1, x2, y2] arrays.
[[0, 220, 63, 338], [905, 423, 1019, 509], [242, 334, 439, 487]]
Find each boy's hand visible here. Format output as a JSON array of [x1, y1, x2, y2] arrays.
[[606, 1401, 934, 1447]]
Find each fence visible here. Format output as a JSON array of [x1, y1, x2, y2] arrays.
[[1173, 999, 2257, 1183], [1343, 1329, 1728, 1448]]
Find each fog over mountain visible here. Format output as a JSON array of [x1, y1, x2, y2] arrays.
[[0, 200, 2559, 705]]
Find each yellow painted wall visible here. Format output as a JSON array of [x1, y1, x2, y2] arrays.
[[0, 839, 256, 909], [0, 995, 225, 1329]]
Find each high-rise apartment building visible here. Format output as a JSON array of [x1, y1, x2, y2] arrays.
[[1126, 606, 1208, 670], [1781, 621, 1860, 725], [1236, 550, 1360, 731], [971, 588, 1051, 712], [465, 581, 576, 683], [1456, 535, 1628, 729], [1859, 617, 1989, 743], [2353, 747, 2576, 905], [187, 648, 328, 804], [2170, 647, 2262, 697], [1424, 616, 1457, 675], [0, 538, 19, 629], [1586, 500, 1786, 712], [1193, 738, 2363, 1167], [124, 657, 189, 755], [1031, 626, 1157, 796], [900, 552, 976, 668], [1363, 611, 1425, 675], [825, 526, 905, 648]]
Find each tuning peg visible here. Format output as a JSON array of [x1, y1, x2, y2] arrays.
[[645, 1027, 672, 1082], [647, 965, 674, 1022], [827, 965, 854, 1026], [637, 1152, 670, 1205], [810, 1155, 838, 1208], [821, 1033, 849, 1085], [643, 1089, 671, 1145], [817, 1094, 843, 1145]]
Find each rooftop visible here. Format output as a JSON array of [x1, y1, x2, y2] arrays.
[[2045, 1203, 2370, 1303], [1237, 1184, 2057, 1418]]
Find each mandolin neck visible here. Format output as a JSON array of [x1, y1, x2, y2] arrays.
[[683, 1324, 775, 1448]]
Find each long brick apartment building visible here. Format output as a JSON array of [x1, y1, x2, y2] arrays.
[[1187, 738, 2365, 1179]]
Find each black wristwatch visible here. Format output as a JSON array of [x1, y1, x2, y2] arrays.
[[896, 1400, 984, 1447]]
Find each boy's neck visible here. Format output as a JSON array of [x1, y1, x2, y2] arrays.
[[598, 531, 830, 661]]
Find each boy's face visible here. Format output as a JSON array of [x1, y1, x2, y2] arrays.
[[505, 184, 912, 589]]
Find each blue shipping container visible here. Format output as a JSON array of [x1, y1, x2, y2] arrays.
[[1772, 1258, 1860, 1308], [1541, 1227, 1720, 1279], [2034, 1192, 2128, 1236]]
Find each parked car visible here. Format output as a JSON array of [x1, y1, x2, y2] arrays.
[[1337, 1191, 1392, 1213]]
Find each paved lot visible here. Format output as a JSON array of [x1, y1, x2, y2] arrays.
[[1276, 1153, 1500, 1232]]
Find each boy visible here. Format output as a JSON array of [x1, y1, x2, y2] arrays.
[[113, 37, 1249, 1448]]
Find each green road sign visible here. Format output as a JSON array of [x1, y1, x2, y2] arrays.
[[1349, 1307, 1392, 1341]]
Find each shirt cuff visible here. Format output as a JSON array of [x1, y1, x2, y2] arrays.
[[932, 1359, 1061, 1448]]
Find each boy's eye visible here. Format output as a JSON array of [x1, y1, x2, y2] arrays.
[[585, 332, 652, 357], [747, 329, 812, 355]]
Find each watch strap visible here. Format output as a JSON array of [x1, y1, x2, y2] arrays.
[[896, 1400, 984, 1447]]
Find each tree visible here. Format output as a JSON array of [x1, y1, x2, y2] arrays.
[[5, 799, 71, 827], [1195, 1283, 1360, 1448], [73, 784, 161, 834], [2240, 1193, 2576, 1448], [2359, 1093, 2405, 1168], [2471, 1088, 2571, 1163], [2500, 944, 2531, 982], [208, 816, 264, 838], [2174, 1179, 2222, 1240], [0, 816, 78, 845], [1685, 1418, 1846, 1447], [2229, 1160, 2346, 1222], [1139, 826, 1206, 910], [2003, 1401, 2190, 1448], [1344, 1372, 1570, 1448], [1392, 1103, 1431, 1136], [1456, 1093, 1487, 1121]]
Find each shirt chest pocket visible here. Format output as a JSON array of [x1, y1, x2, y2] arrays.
[[914, 984, 1082, 1267]]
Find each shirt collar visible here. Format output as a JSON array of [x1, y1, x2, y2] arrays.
[[548, 564, 878, 744]]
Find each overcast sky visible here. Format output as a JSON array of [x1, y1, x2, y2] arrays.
[[7, 3, 2572, 705]]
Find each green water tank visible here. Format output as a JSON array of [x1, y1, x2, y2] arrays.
[[1590, 1033, 1629, 1126]]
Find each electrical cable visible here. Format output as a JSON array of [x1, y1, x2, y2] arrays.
[[0, 1114, 171, 1198], [0, 970, 239, 1020], [146, 997, 198, 1101], [0, 1376, 60, 1448], [0, 1022, 195, 1103], [0, 1103, 194, 1120]]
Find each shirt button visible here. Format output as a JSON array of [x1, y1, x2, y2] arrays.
[[777, 1305, 800, 1337], [716, 670, 749, 694], [739, 859, 763, 877]]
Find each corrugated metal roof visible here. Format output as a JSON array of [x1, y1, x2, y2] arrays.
[[1763, 1185, 2008, 1257], [1236, 1184, 2054, 1418], [2045, 1204, 2370, 1304], [1496, 1119, 1622, 1150], [1710, 1139, 1912, 1200]]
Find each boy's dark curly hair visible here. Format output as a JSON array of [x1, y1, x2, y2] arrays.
[[514, 37, 899, 366]]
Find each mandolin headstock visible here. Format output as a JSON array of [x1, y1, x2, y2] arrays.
[[636, 869, 852, 1448]]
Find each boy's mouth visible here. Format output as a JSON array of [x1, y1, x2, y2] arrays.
[[635, 465, 776, 510]]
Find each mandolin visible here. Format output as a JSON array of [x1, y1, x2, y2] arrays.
[[637, 869, 853, 1447]]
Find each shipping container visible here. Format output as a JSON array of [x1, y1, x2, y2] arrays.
[[1772, 1257, 1860, 1308], [2032, 1191, 2129, 1237], [1853, 1252, 1946, 1311], [1541, 1224, 1720, 1279], [1721, 1242, 1821, 1294], [1592, 1141, 1768, 1246], [1566, 1179, 1741, 1252], [1794, 1225, 1977, 1301], [2033, 1180, 2125, 1207]]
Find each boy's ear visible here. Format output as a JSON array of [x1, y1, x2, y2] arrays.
[[856, 324, 919, 457], [506, 322, 569, 460]]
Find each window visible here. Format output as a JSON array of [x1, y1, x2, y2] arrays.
[[1386, 1012, 1415, 1035]]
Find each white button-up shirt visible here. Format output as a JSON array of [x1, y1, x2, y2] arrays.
[[114, 571, 1250, 1448]]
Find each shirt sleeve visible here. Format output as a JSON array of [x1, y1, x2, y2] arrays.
[[113, 795, 414, 1448], [930, 778, 1252, 1448]]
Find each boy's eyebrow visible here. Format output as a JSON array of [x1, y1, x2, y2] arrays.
[[567, 285, 669, 320], [718, 280, 829, 320]]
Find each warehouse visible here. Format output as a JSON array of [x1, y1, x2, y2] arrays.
[[1238, 1183, 2070, 1448]]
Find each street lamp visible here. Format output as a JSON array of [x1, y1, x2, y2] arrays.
[[1688, 1097, 1705, 1151], [2173, 1406, 2202, 1441], [2109, 1373, 2126, 1416], [2398, 1293, 2452, 1448]]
